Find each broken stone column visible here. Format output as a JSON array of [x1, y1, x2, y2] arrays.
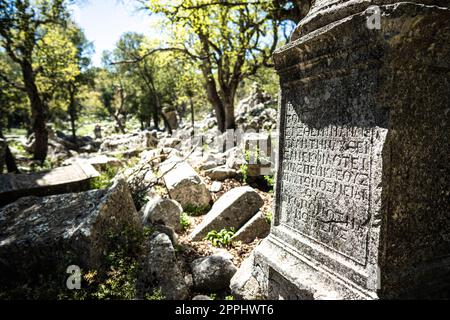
[[160, 156, 211, 210], [0, 163, 100, 207], [250, 1, 450, 300], [0, 180, 143, 297]]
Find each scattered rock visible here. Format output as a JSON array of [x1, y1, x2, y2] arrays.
[[205, 166, 237, 181], [190, 186, 263, 241], [159, 137, 182, 149], [191, 254, 237, 292], [141, 198, 183, 232], [100, 131, 157, 153], [232, 211, 270, 244], [160, 157, 211, 210], [153, 224, 179, 247], [62, 154, 122, 171], [210, 181, 223, 193], [138, 232, 188, 300], [230, 253, 264, 300], [192, 295, 213, 300]]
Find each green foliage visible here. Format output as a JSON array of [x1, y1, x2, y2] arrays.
[[225, 295, 235, 301], [90, 167, 119, 190], [204, 228, 236, 248], [240, 162, 249, 184], [264, 175, 275, 193], [265, 211, 273, 225], [209, 293, 217, 300], [184, 204, 211, 217], [145, 288, 166, 301], [180, 212, 191, 232]]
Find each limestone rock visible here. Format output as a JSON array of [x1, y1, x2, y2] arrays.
[[210, 181, 223, 193], [230, 253, 264, 300], [141, 198, 183, 232], [62, 154, 122, 171], [193, 295, 213, 300], [232, 211, 270, 244], [190, 186, 263, 241], [191, 254, 237, 292], [158, 137, 182, 149], [0, 180, 142, 296], [0, 163, 100, 207], [160, 157, 211, 209], [100, 131, 157, 153], [138, 232, 188, 300], [205, 166, 237, 181]]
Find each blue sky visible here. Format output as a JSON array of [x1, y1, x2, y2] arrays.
[[70, 0, 156, 66]]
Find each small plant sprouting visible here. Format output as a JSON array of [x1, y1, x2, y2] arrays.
[[265, 211, 273, 225], [184, 204, 210, 216], [180, 212, 191, 231], [204, 228, 236, 248]]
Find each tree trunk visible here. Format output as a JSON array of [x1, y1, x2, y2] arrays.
[[190, 97, 195, 129], [0, 127, 20, 173], [68, 85, 77, 145], [21, 60, 48, 163]]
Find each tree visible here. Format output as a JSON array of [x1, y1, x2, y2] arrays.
[[0, 0, 75, 163], [146, 0, 292, 132]]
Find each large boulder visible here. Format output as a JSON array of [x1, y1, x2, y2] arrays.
[[137, 232, 188, 300], [190, 187, 263, 241], [160, 157, 211, 210], [0, 180, 143, 297], [141, 197, 183, 232], [232, 211, 270, 244], [191, 254, 237, 292]]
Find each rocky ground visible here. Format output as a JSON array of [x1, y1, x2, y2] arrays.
[[0, 86, 278, 300]]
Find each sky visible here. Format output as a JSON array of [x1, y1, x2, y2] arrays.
[[70, 0, 157, 67]]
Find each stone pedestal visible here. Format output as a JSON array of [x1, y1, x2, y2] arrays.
[[252, 1, 450, 299]]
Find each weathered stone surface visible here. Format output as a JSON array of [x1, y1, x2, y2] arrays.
[[154, 224, 179, 247], [230, 253, 265, 300], [159, 137, 182, 149], [205, 166, 237, 181], [100, 131, 157, 153], [0, 163, 99, 207], [160, 157, 211, 210], [210, 181, 223, 193], [137, 232, 188, 300], [0, 180, 142, 295], [141, 197, 183, 232], [62, 154, 122, 171], [192, 295, 213, 300], [191, 254, 238, 292], [232, 211, 270, 244], [252, 1, 450, 300], [190, 187, 263, 241]]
